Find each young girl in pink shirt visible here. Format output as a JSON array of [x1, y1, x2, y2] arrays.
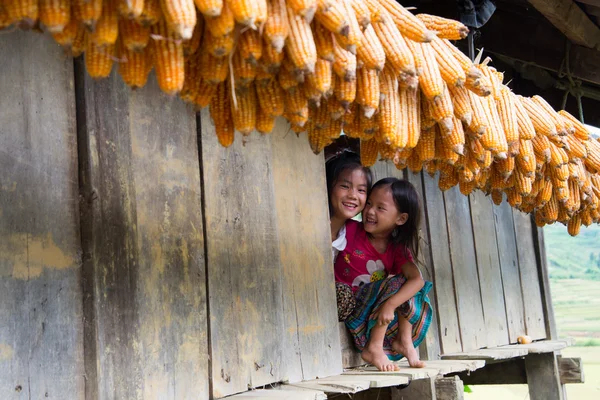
[[325, 151, 372, 321], [335, 178, 433, 371]]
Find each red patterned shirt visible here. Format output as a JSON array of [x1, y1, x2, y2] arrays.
[[334, 220, 414, 292]]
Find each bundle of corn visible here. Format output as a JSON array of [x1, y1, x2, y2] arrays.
[[2, 0, 599, 234]]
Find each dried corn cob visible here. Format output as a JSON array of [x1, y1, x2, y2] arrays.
[[210, 81, 235, 147], [151, 19, 185, 94], [195, 0, 223, 17], [71, 23, 87, 57], [233, 50, 257, 87], [313, 19, 334, 61], [256, 77, 285, 117], [416, 14, 468, 40], [441, 116, 465, 155], [256, 106, 276, 134], [409, 41, 443, 100], [372, 7, 415, 76], [118, 0, 145, 18], [120, 18, 151, 51], [377, 66, 399, 145], [118, 41, 153, 88], [264, 0, 289, 52], [160, 0, 197, 39], [360, 139, 379, 167], [334, 74, 356, 110], [238, 29, 263, 65], [288, 0, 317, 20], [350, 0, 370, 30], [355, 24, 385, 71], [448, 85, 473, 126], [532, 95, 567, 135], [200, 51, 229, 83], [231, 83, 258, 134], [205, 29, 234, 58], [40, 0, 70, 33], [138, 0, 161, 26], [204, 2, 234, 36], [286, 6, 318, 73], [415, 127, 435, 162], [356, 67, 379, 118], [332, 36, 356, 81], [91, 0, 119, 46], [405, 88, 421, 149], [496, 86, 518, 145], [558, 110, 589, 141], [74, 0, 102, 29], [52, 17, 81, 46], [85, 40, 116, 79], [429, 36, 466, 88], [429, 84, 454, 133], [334, 0, 361, 53], [315, 0, 349, 36], [307, 58, 333, 97], [567, 214, 581, 236], [519, 95, 558, 137], [261, 39, 285, 72], [378, 0, 434, 42], [516, 139, 536, 177]]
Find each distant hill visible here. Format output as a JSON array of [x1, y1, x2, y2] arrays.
[[544, 223, 600, 280]]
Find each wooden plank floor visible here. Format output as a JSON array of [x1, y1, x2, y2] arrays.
[[441, 339, 575, 361]]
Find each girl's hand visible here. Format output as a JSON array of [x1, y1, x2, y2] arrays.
[[374, 303, 396, 327]]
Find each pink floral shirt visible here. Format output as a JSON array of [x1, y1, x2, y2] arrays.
[[334, 220, 414, 292]]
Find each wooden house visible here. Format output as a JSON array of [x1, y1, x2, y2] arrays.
[[1, 0, 594, 398]]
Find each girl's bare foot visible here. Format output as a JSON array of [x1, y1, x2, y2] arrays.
[[361, 346, 399, 371], [392, 338, 425, 368]]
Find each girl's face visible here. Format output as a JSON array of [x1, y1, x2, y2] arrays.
[[330, 168, 368, 221], [363, 186, 408, 236]]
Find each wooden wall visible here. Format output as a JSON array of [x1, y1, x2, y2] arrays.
[[0, 30, 552, 399]]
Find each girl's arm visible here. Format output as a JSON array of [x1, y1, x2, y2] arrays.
[[374, 262, 424, 325], [384, 262, 425, 309]]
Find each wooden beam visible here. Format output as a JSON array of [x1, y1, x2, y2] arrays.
[[558, 357, 585, 384], [458, 358, 527, 385], [435, 376, 464, 400], [527, 0, 600, 49], [525, 353, 564, 400], [393, 378, 436, 400]]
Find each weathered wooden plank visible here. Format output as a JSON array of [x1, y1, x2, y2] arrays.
[[77, 68, 208, 399], [0, 32, 84, 399], [340, 322, 364, 368], [497, 338, 574, 353], [200, 110, 284, 397], [228, 389, 326, 399], [458, 357, 527, 385], [558, 357, 584, 384], [442, 347, 528, 361], [435, 376, 464, 400], [468, 191, 509, 348], [443, 186, 486, 351], [525, 353, 564, 400], [408, 171, 441, 361], [526, 0, 600, 49], [422, 174, 461, 354], [371, 160, 405, 182], [287, 373, 409, 392], [270, 123, 342, 382], [493, 200, 526, 343], [533, 222, 558, 339], [512, 210, 546, 340], [394, 378, 436, 399]]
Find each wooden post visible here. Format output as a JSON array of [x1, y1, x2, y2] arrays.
[[525, 353, 564, 400], [435, 376, 464, 400], [393, 378, 436, 400], [559, 357, 585, 384]]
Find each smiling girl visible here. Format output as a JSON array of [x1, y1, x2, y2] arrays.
[[326, 151, 373, 322], [335, 178, 433, 371]]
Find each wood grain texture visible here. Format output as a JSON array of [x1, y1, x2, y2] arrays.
[[512, 210, 546, 340], [422, 174, 461, 354], [525, 353, 564, 400], [532, 222, 558, 339], [200, 111, 285, 397], [270, 121, 342, 382], [468, 191, 509, 347], [408, 172, 441, 360], [443, 186, 486, 351], [77, 68, 208, 399], [493, 200, 526, 343], [0, 32, 84, 399]]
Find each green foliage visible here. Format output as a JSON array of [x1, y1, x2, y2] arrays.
[[544, 223, 600, 280]]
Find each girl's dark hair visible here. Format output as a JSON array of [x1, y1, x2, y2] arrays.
[[325, 151, 373, 216], [370, 178, 421, 263]]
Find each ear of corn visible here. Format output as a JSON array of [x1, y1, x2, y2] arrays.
[[231, 82, 258, 135], [307, 58, 332, 97], [377, 0, 434, 42], [264, 0, 289, 53], [315, 0, 349, 35], [91, 0, 119, 46], [85, 39, 116, 79], [74, 0, 103, 29], [118, 0, 145, 19], [332, 35, 356, 81], [334, 0, 360, 54], [360, 139, 379, 167], [429, 36, 466, 88], [195, 0, 223, 17], [52, 17, 81, 46], [238, 29, 263, 65], [355, 24, 385, 71], [356, 67, 379, 118], [416, 13, 468, 40], [349, 0, 370, 30], [210, 80, 236, 147], [160, 0, 197, 39], [333, 74, 356, 110], [183, 16, 203, 57], [204, 2, 234, 36], [288, 0, 317, 20], [138, 0, 162, 26], [151, 19, 185, 94], [312, 19, 334, 61], [118, 41, 153, 88], [120, 18, 151, 51], [377, 65, 399, 146], [372, 6, 415, 76], [286, 6, 317, 73], [40, 0, 70, 33]]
